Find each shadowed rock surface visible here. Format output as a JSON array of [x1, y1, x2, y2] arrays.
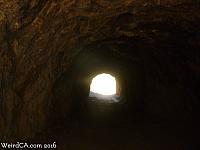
[[0, 0, 200, 149]]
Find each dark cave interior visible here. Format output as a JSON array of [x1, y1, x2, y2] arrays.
[[46, 37, 198, 150], [0, 1, 200, 150]]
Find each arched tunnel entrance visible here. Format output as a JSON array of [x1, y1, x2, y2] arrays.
[[89, 73, 118, 97], [68, 39, 145, 126]]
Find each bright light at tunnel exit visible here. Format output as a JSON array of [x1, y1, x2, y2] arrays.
[[90, 73, 116, 95]]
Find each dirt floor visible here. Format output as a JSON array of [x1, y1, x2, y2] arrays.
[[33, 118, 197, 150]]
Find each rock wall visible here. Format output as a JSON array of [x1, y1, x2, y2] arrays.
[[0, 0, 200, 139]]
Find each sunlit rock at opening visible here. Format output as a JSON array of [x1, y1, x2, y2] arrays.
[[90, 73, 116, 95]]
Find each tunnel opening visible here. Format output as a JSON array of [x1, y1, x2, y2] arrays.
[[62, 38, 146, 127], [49, 38, 145, 129], [89, 73, 121, 103]]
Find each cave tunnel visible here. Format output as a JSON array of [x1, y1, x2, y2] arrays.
[[47, 37, 198, 150], [0, 1, 200, 150], [53, 39, 145, 126]]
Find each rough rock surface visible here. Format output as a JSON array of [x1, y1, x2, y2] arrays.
[[0, 0, 200, 140]]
